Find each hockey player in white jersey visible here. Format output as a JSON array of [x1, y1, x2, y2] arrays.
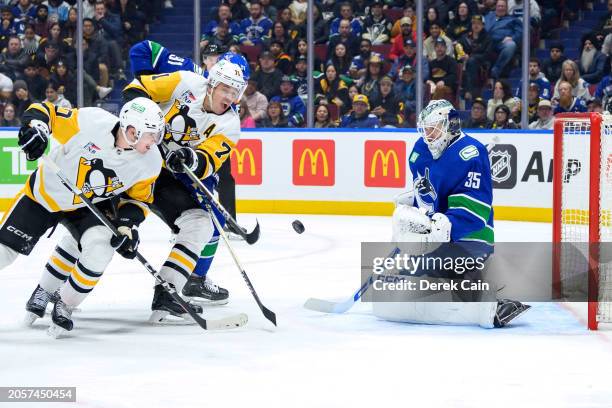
[[121, 59, 245, 320], [10, 98, 165, 335], [379, 99, 530, 328]]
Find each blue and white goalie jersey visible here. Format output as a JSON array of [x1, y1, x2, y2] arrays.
[[409, 133, 494, 244]]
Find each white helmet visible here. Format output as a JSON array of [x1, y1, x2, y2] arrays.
[[417, 99, 461, 160], [207, 59, 247, 102], [119, 97, 165, 146]]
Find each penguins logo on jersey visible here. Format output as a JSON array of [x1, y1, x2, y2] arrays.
[[73, 157, 124, 204], [414, 168, 437, 215], [164, 100, 198, 144]]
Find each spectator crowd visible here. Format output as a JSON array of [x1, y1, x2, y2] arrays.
[[0, 0, 166, 126], [212, 0, 610, 130]]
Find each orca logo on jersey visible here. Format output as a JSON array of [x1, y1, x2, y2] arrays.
[[164, 100, 199, 144], [414, 168, 437, 215], [73, 157, 124, 204]]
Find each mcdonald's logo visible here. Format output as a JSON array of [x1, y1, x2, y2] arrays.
[[364, 140, 406, 188], [293, 140, 335, 186], [230, 139, 262, 185]]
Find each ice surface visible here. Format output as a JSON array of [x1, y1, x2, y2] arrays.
[[1, 214, 612, 408]]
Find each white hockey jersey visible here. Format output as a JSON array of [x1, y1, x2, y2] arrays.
[[23, 103, 163, 212], [125, 70, 241, 179]]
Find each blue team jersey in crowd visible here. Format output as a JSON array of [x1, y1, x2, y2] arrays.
[[409, 133, 494, 244]]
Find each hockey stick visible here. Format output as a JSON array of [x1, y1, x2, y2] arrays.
[[304, 247, 401, 314], [41, 156, 247, 331], [161, 145, 260, 245], [205, 202, 277, 326]]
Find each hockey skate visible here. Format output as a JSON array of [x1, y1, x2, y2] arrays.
[[24, 285, 57, 326], [150, 284, 204, 324], [182, 274, 229, 305], [494, 299, 531, 327], [47, 298, 74, 338]]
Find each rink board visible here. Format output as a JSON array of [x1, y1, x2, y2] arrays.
[[0, 127, 567, 222]]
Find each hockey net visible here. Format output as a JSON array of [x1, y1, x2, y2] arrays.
[[553, 112, 612, 330]]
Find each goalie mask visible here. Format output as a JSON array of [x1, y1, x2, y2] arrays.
[[417, 99, 461, 160]]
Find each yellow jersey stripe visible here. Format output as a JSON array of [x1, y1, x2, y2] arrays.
[[38, 166, 61, 212]]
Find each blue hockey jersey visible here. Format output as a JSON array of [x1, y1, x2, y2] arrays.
[[129, 40, 203, 76], [270, 94, 306, 127], [409, 133, 494, 244]]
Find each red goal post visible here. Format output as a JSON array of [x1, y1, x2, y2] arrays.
[[553, 112, 612, 330]]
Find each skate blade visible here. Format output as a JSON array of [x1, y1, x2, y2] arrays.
[[148, 310, 196, 325], [47, 323, 68, 339], [23, 312, 40, 327], [185, 296, 229, 306]]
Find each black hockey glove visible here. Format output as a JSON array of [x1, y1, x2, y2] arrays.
[[165, 147, 199, 173], [18, 120, 49, 161], [110, 218, 140, 259]]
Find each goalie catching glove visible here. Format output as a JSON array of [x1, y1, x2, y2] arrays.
[[392, 205, 452, 243], [110, 217, 140, 259], [18, 119, 49, 161]]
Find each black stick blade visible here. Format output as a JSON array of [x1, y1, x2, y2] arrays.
[[244, 219, 260, 245]]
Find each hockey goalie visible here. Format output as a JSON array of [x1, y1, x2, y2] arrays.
[[373, 99, 530, 328]]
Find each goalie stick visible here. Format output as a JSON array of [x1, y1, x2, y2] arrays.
[[41, 156, 248, 331], [304, 247, 401, 314]]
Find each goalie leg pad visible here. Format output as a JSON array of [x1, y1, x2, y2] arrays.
[[160, 209, 213, 292]]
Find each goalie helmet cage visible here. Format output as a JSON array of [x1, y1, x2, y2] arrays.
[[553, 112, 612, 330]]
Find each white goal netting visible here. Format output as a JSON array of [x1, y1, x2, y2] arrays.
[[557, 114, 612, 326]]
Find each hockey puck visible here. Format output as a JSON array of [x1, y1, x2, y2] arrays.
[[292, 220, 305, 234]]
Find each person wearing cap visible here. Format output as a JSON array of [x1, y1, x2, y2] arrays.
[[12, 79, 32, 119], [270, 75, 305, 127], [390, 5, 416, 39], [362, 0, 392, 45], [340, 94, 380, 128], [328, 18, 360, 60], [423, 22, 455, 61], [269, 39, 293, 75], [362, 54, 385, 99], [528, 99, 554, 129], [390, 37, 430, 81], [369, 75, 403, 127], [293, 55, 308, 100], [426, 37, 458, 100], [349, 39, 380, 79], [459, 14, 492, 100], [252, 50, 282, 99], [491, 104, 518, 129], [238, 1, 273, 46], [389, 15, 415, 60], [526, 82, 541, 121], [484, 0, 522, 79], [330, 2, 363, 38], [394, 64, 417, 117], [0, 72, 13, 103], [464, 97, 492, 128], [201, 43, 225, 73]]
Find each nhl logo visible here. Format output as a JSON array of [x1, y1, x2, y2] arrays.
[[490, 150, 511, 183], [488, 144, 517, 189]]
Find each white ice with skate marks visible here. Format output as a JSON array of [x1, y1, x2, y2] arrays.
[[0, 215, 612, 408]]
